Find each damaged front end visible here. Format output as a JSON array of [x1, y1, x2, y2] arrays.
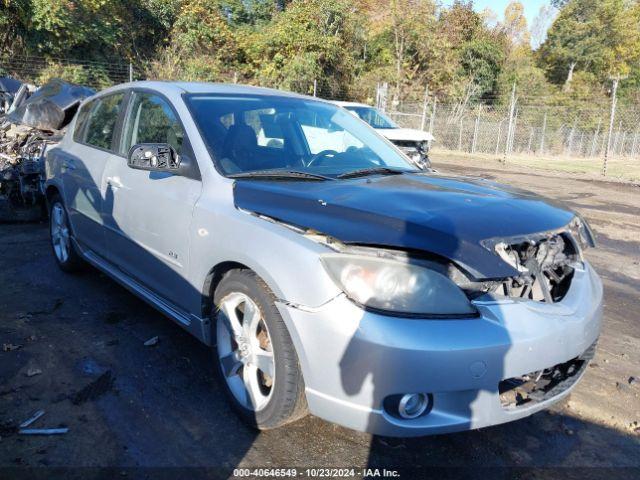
[[489, 232, 578, 303], [499, 341, 596, 408], [246, 206, 595, 311], [476, 217, 596, 304], [392, 140, 431, 169]]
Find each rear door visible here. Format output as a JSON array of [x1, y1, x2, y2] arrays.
[[62, 92, 126, 256], [103, 90, 202, 310]]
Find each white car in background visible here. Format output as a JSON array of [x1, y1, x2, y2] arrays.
[[332, 101, 434, 168]]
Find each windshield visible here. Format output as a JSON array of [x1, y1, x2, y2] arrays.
[[344, 106, 398, 129], [185, 94, 416, 177]]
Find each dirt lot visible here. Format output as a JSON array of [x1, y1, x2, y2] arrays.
[[434, 149, 640, 184], [1, 156, 639, 478]]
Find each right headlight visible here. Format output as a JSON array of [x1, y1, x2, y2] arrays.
[[568, 215, 596, 256], [320, 253, 477, 318]]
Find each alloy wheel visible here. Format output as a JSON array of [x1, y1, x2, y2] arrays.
[[50, 202, 70, 264], [216, 292, 275, 411]]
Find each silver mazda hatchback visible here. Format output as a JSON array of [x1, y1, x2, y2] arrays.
[[45, 82, 602, 436]]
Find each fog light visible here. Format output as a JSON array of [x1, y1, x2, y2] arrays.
[[398, 393, 428, 419]]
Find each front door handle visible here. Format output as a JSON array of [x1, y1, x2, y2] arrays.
[[106, 176, 123, 189]]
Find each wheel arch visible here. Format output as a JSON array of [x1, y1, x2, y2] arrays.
[[45, 184, 61, 204], [199, 261, 309, 378], [201, 261, 251, 319]]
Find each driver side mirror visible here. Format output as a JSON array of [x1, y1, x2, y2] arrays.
[[127, 143, 180, 172]]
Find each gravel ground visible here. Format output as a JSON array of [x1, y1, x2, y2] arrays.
[[1, 157, 639, 479]]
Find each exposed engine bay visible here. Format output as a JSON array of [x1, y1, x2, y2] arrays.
[[0, 77, 94, 221], [492, 232, 579, 303]]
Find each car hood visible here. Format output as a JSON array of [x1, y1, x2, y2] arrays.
[[233, 173, 575, 279], [378, 128, 434, 143]]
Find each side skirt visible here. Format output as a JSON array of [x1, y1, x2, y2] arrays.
[[77, 240, 211, 345]]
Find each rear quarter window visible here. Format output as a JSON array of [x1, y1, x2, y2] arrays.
[[73, 101, 93, 143], [83, 93, 125, 151]]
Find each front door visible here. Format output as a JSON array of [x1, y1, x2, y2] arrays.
[[103, 91, 201, 311]]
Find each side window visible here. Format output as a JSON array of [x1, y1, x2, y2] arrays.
[[73, 101, 93, 143], [84, 93, 125, 151], [122, 92, 184, 154]]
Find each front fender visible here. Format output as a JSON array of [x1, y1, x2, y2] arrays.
[[190, 187, 341, 311]]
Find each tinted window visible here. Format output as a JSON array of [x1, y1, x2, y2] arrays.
[[84, 93, 125, 150], [122, 92, 183, 154], [73, 101, 93, 143]]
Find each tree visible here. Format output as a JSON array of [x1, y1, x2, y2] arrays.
[[149, 0, 240, 82], [530, 4, 557, 50], [0, 0, 30, 56], [502, 1, 530, 47], [460, 37, 506, 100], [245, 0, 361, 98], [218, 0, 276, 26], [540, 0, 640, 90]]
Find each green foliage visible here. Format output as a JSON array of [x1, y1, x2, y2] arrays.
[[540, 0, 640, 87], [2, 0, 640, 110], [0, 0, 31, 55], [37, 62, 112, 89], [219, 0, 276, 26], [245, 0, 360, 98], [460, 37, 506, 99]]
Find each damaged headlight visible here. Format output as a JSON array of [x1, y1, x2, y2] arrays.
[[321, 254, 477, 317], [568, 215, 596, 255]]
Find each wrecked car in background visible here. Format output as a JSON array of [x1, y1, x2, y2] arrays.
[[0, 76, 26, 114], [0, 78, 94, 221], [332, 101, 434, 169]]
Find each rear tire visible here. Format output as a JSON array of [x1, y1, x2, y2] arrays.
[[212, 269, 307, 430], [49, 194, 83, 272]]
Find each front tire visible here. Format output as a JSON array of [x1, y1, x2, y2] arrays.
[[49, 194, 83, 272], [212, 269, 307, 430]]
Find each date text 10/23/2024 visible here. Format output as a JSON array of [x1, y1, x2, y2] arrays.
[[232, 468, 401, 478]]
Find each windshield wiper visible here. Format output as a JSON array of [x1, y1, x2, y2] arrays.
[[337, 166, 409, 179], [228, 170, 333, 181]]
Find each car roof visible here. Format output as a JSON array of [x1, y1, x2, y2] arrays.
[[331, 101, 373, 108], [93, 81, 322, 101]]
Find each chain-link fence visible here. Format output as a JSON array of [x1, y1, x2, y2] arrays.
[[386, 101, 640, 160], [0, 54, 138, 89], [3, 54, 640, 163]]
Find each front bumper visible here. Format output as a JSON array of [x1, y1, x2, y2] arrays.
[[277, 262, 602, 437]]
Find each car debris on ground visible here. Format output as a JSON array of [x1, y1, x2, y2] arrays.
[[25, 367, 42, 377], [18, 410, 44, 429], [17, 410, 68, 436], [2, 343, 22, 352], [18, 428, 69, 435], [0, 77, 94, 222]]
